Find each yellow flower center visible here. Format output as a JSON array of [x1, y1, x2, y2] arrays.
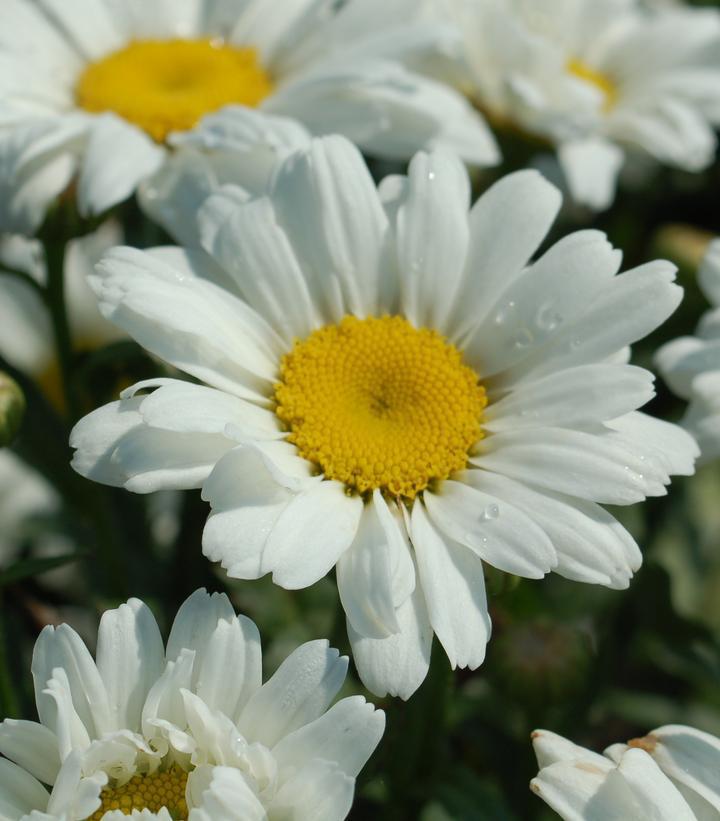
[[567, 58, 617, 111], [274, 316, 486, 499], [88, 768, 188, 820], [76, 39, 274, 142]]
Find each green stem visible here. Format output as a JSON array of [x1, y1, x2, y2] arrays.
[[0, 593, 20, 720], [41, 233, 82, 422]]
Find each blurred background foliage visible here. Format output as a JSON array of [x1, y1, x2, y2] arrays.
[[2, 33, 720, 821]]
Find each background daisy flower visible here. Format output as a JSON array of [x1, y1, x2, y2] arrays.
[[70, 136, 697, 699], [0, 0, 497, 235], [0, 588, 384, 820], [531, 725, 720, 819], [657, 239, 720, 465], [442, 0, 720, 209]]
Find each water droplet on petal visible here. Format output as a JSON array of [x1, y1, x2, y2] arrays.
[[480, 504, 499, 521], [511, 328, 534, 350], [536, 303, 563, 332]]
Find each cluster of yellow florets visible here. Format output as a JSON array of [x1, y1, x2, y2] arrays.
[[89, 768, 188, 820], [76, 38, 274, 142], [275, 315, 486, 499]]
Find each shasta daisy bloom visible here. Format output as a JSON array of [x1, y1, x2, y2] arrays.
[[656, 239, 720, 464], [445, 0, 720, 209], [0, 0, 497, 236], [70, 136, 697, 699], [531, 725, 720, 819], [0, 588, 384, 820]]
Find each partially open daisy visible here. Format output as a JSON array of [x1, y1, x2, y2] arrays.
[[531, 725, 720, 819], [0, 588, 384, 820], [656, 239, 720, 465], [71, 136, 697, 699], [0, 0, 497, 235], [444, 0, 720, 209]]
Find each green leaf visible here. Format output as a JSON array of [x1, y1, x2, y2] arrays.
[[0, 553, 83, 587]]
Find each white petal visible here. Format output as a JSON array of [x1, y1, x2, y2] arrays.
[[336, 493, 405, 639], [485, 364, 655, 431], [188, 765, 266, 821], [270, 135, 388, 321], [95, 598, 164, 733], [606, 412, 698, 477], [201, 446, 298, 580], [617, 748, 696, 821], [698, 239, 720, 307], [261, 481, 363, 590], [133, 380, 281, 440], [77, 115, 164, 217], [34, 0, 124, 59], [465, 229, 623, 376], [268, 758, 354, 821], [474, 472, 641, 589], [272, 695, 385, 779], [424, 479, 557, 577], [198, 192, 320, 343], [141, 649, 194, 739], [532, 729, 613, 771], [348, 573, 433, 700], [31, 624, 112, 740], [0, 758, 49, 817], [411, 501, 491, 670], [0, 720, 60, 785], [497, 261, 682, 387], [92, 246, 282, 398], [195, 614, 263, 724], [558, 138, 625, 211], [165, 589, 235, 663], [472, 426, 667, 504], [650, 724, 720, 812], [46, 750, 105, 819], [396, 149, 470, 331], [113, 425, 236, 493], [237, 640, 348, 748], [70, 398, 144, 487], [449, 170, 562, 342]]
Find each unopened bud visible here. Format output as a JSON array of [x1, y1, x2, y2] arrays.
[[0, 372, 25, 446]]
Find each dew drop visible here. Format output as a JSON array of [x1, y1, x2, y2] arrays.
[[511, 328, 534, 349], [494, 300, 516, 325], [480, 503, 499, 521], [536, 303, 563, 332]]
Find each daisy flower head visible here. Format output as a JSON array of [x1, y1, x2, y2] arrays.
[[445, 0, 720, 209], [0, 0, 498, 236], [531, 725, 720, 819], [656, 239, 720, 465], [0, 588, 384, 820], [70, 135, 698, 699]]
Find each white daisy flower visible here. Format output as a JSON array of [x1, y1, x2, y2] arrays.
[[0, 0, 498, 236], [656, 239, 720, 465], [0, 588, 384, 820], [531, 725, 720, 819], [0, 221, 125, 405], [444, 0, 720, 209], [70, 136, 697, 699]]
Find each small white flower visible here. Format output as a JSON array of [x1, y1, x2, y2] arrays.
[[0, 588, 384, 820], [656, 239, 720, 465], [444, 0, 720, 209], [71, 136, 697, 700], [0, 0, 497, 235], [531, 725, 720, 819]]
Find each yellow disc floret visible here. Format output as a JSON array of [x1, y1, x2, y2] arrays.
[[567, 58, 617, 111], [274, 316, 486, 499], [89, 768, 188, 820], [76, 39, 274, 142]]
